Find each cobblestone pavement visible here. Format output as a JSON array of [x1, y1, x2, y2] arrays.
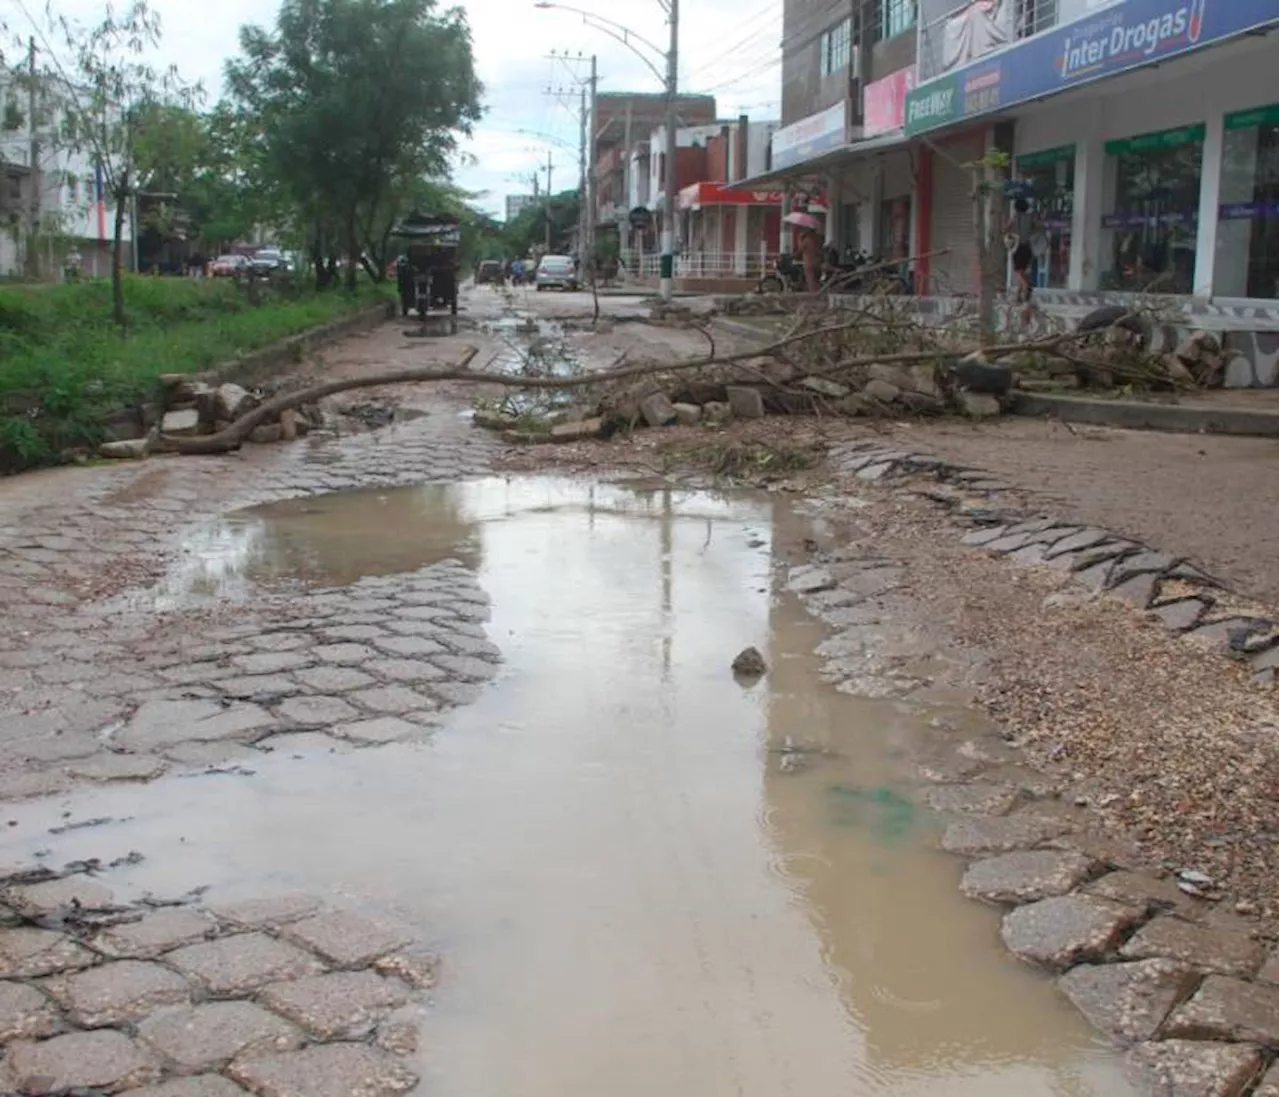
[[0, 871, 437, 1095]]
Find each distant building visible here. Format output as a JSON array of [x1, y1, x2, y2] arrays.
[[505, 194, 537, 221]]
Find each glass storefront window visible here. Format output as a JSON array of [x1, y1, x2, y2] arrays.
[[1100, 125, 1204, 294], [1013, 145, 1074, 289], [1213, 105, 1278, 300]]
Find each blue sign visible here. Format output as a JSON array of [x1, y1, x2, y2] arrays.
[[905, 0, 1278, 136]]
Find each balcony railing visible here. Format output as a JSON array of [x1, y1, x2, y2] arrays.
[[916, 0, 1068, 84]]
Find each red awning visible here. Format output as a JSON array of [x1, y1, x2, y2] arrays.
[[677, 182, 785, 211]]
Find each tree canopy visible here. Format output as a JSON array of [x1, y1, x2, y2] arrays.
[[224, 0, 483, 287]]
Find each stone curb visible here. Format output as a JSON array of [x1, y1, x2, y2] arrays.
[[1008, 391, 1279, 439], [196, 300, 396, 391], [0, 869, 433, 1095], [826, 439, 1278, 689], [787, 449, 1279, 1097]]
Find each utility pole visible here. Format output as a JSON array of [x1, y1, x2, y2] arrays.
[[586, 53, 598, 269], [660, 0, 680, 301], [577, 85, 587, 271], [545, 151, 555, 250], [25, 37, 41, 279]]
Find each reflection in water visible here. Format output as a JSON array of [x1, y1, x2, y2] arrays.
[[12, 478, 1133, 1096]]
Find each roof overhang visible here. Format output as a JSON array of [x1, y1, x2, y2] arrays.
[[725, 131, 914, 190]]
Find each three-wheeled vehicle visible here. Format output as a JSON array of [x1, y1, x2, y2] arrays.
[[392, 211, 461, 319]]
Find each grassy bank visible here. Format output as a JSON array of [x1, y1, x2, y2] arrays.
[[0, 277, 389, 473]]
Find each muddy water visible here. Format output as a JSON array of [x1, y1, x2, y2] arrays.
[[5, 478, 1134, 1096]]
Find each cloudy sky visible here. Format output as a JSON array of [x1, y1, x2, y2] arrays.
[[24, 0, 783, 216]]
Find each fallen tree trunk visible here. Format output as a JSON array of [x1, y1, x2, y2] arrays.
[[163, 306, 1160, 455]]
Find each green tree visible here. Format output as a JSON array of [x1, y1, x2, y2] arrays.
[[503, 190, 579, 259], [39, 0, 197, 328], [225, 0, 482, 290]]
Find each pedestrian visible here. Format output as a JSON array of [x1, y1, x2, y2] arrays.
[[1005, 197, 1038, 303]]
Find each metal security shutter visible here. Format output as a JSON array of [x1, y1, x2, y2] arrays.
[[929, 134, 985, 296]]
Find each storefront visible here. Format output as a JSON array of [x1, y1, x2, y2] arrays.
[[675, 181, 783, 277], [1012, 144, 1074, 289], [1214, 105, 1278, 300], [905, 0, 1279, 303]]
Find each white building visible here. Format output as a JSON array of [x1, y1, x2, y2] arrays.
[[0, 74, 134, 279]]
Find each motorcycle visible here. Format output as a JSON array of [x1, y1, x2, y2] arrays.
[[757, 248, 911, 295]]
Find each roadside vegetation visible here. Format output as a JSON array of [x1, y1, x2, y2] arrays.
[[0, 276, 389, 473]]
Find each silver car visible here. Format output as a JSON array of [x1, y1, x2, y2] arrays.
[[535, 254, 579, 291]]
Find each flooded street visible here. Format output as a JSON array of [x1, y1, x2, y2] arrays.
[[2, 477, 1134, 1096]]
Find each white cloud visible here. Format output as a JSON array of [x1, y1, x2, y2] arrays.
[[26, 0, 784, 216]]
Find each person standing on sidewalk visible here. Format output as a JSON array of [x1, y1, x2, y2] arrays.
[[1006, 198, 1038, 303]]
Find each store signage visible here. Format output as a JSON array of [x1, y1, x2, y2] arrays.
[[905, 0, 1278, 136], [1104, 123, 1205, 154], [677, 183, 784, 210], [863, 67, 918, 137], [1016, 144, 1076, 168], [1224, 104, 1279, 130], [770, 101, 847, 171]]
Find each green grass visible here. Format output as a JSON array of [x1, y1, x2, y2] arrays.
[[1, 276, 391, 473]]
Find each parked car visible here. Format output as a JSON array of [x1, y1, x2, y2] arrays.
[[250, 248, 285, 275], [210, 254, 250, 277], [475, 259, 503, 285], [535, 254, 578, 291]]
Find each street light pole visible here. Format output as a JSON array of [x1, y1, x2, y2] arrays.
[[660, 0, 679, 301]]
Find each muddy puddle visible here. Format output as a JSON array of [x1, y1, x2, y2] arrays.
[[7, 477, 1134, 1096]]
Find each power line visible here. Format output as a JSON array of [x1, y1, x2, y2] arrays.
[[683, 2, 780, 81]]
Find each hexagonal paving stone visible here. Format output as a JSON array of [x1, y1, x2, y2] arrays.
[[0, 980, 61, 1041], [93, 908, 217, 960], [166, 933, 324, 996], [6, 875, 115, 917], [230, 652, 313, 675], [228, 1042, 418, 1097], [0, 926, 98, 978], [333, 717, 423, 745], [1119, 916, 1266, 978], [276, 695, 362, 727], [5, 1029, 161, 1093], [204, 894, 320, 931], [281, 911, 414, 969], [259, 970, 410, 1039], [137, 1000, 305, 1073], [65, 752, 169, 782], [370, 636, 448, 659], [1001, 895, 1143, 971], [941, 813, 1073, 856], [124, 1076, 252, 1097], [923, 783, 1021, 816], [364, 658, 446, 683], [1255, 1061, 1280, 1097], [1162, 974, 1279, 1049], [117, 699, 277, 750], [46, 958, 191, 1027], [292, 666, 377, 693], [1125, 1039, 1263, 1097], [348, 685, 437, 715], [960, 850, 1096, 905], [1058, 959, 1198, 1043], [313, 643, 380, 665]]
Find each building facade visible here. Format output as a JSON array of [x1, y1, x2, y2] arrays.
[[505, 194, 537, 222], [0, 75, 134, 279], [729, 0, 1277, 386]]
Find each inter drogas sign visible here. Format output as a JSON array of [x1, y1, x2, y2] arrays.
[[904, 0, 1276, 136]]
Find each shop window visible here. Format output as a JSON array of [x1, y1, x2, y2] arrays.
[[1213, 105, 1277, 300], [1014, 0, 1058, 40], [1101, 124, 1204, 294], [1013, 145, 1074, 289], [820, 18, 852, 78]]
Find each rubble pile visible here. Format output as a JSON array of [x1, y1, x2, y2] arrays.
[[99, 377, 326, 460]]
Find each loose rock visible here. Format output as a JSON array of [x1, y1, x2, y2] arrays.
[[1119, 916, 1265, 977], [1162, 974, 1279, 1049], [725, 386, 764, 419], [960, 850, 1096, 904], [1125, 1039, 1262, 1097], [1058, 958, 1199, 1043], [731, 646, 767, 678], [1000, 894, 1141, 970], [639, 392, 678, 427]]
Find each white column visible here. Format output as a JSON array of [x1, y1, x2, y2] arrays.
[[1069, 101, 1106, 291], [735, 206, 748, 275], [1192, 112, 1224, 299]]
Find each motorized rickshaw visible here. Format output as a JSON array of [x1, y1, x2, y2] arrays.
[[392, 211, 461, 319]]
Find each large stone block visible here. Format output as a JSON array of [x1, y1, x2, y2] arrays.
[[138, 1000, 304, 1073], [1001, 895, 1141, 971], [1163, 975, 1279, 1049], [1059, 959, 1198, 1043]]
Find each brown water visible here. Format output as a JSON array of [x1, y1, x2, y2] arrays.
[[6, 478, 1134, 1096]]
